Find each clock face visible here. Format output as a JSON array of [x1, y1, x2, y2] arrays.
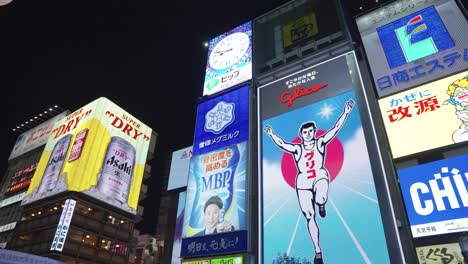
[[208, 32, 250, 70]]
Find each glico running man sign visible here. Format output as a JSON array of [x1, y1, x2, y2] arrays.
[[258, 52, 392, 263]]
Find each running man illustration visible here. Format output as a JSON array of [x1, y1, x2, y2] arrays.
[[264, 99, 354, 264]]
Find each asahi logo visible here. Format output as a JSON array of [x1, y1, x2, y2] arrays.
[[285, 70, 319, 88], [106, 156, 132, 175], [50, 153, 66, 166]]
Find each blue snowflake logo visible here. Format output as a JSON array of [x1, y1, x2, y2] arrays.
[[204, 101, 236, 134]]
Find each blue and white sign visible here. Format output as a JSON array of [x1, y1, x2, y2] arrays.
[[193, 84, 249, 156], [356, 0, 468, 97], [398, 154, 468, 238], [180, 230, 247, 258]]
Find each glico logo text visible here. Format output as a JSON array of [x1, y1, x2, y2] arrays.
[[377, 6, 454, 69]]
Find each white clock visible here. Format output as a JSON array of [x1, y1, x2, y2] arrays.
[[208, 32, 250, 70]]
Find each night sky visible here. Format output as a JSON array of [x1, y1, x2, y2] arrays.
[[2, 0, 454, 234]]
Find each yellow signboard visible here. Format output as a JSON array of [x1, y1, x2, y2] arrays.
[[282, 12, 318, 49], [379, 71, 468, 158], [22, 97, 153, 214], [416, 243, 464, 264]]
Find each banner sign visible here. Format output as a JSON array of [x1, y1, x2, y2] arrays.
[[181, 230, 247, 258], [168, 147, 193, 191], [22, 97, 152, 215], [259, 52, 391, 263], [0, 192, 26, 208], [51, 199, 76, 251], [193, 85, 249, 156], [379, 72, 468, 158], [204, 21, 252, 96], [356, 0, 468, 97], [416, 243, 465, 264], [397, 154, 468, 238]]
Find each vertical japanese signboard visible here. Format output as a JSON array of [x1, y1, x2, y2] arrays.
[[378, 71, 468, 158], [356, 0, 468, 97], [51, 199, 76, 252], [258, 52, 391, 263], [182, 84, 250, 258]]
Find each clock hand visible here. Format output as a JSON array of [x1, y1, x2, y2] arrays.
[[215, 48, 233, 56]]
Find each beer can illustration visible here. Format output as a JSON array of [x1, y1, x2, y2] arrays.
[[37, 134, 72, 194], [96, 136, 136, 205]]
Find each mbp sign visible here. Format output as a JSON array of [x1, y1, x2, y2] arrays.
[[398, 154, 468, 238]]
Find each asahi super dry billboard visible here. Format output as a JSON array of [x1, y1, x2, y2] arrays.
[[22, 97, 153, 214]]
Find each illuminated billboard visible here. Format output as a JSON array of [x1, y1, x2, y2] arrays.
[[397, 154, 468, 238], [9, 112, 68, 160], [183, 142, 246, 238], [378, 71, 468, 158], [259, 52, 391, 263], [21, 97, 152, 215], [203, 21, 252, 96], [416, 243, 465, 264], [168, 147, 192, 191], [282, 12, 319, 49], [193, 84, 249, 156], [356, 0, 468, 97], [171, 192, 186, 264]]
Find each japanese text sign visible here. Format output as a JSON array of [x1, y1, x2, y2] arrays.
[[203, 21, 252, 96], [181, 230, 247, 258], [183, 142, 246, 239], [416, 243, 464, 264], [378, 71, 468, 158], [356, 0, 468, 97], [193, 85, 249, 156]]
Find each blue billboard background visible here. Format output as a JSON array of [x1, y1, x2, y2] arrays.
[[171, 192, 186, 264], [183, 142, 246, 238], [193, 85, 249, 156], [397, 154, 468, 227], [261, 90, 390, 263]]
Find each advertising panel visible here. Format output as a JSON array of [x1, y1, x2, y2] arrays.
[[0, 193, 26, 208], [168, 147, 193, 191], [211, 256, 243, 264], [416, 243, 465, 264], [183, 142, 246, 238], [21, 97, 152, 215], [282, 12, 319, 49], [171, 192, 186, 264], [259, 52, 391, 263], [397, 154, 468, 238], [203, 21, 252, 96], [193, 84, 249, 156], [378, 71, 468, 158], [51, 199, 76, 252], [356, 0, 468, 97], [9, 112, 68, 160]]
